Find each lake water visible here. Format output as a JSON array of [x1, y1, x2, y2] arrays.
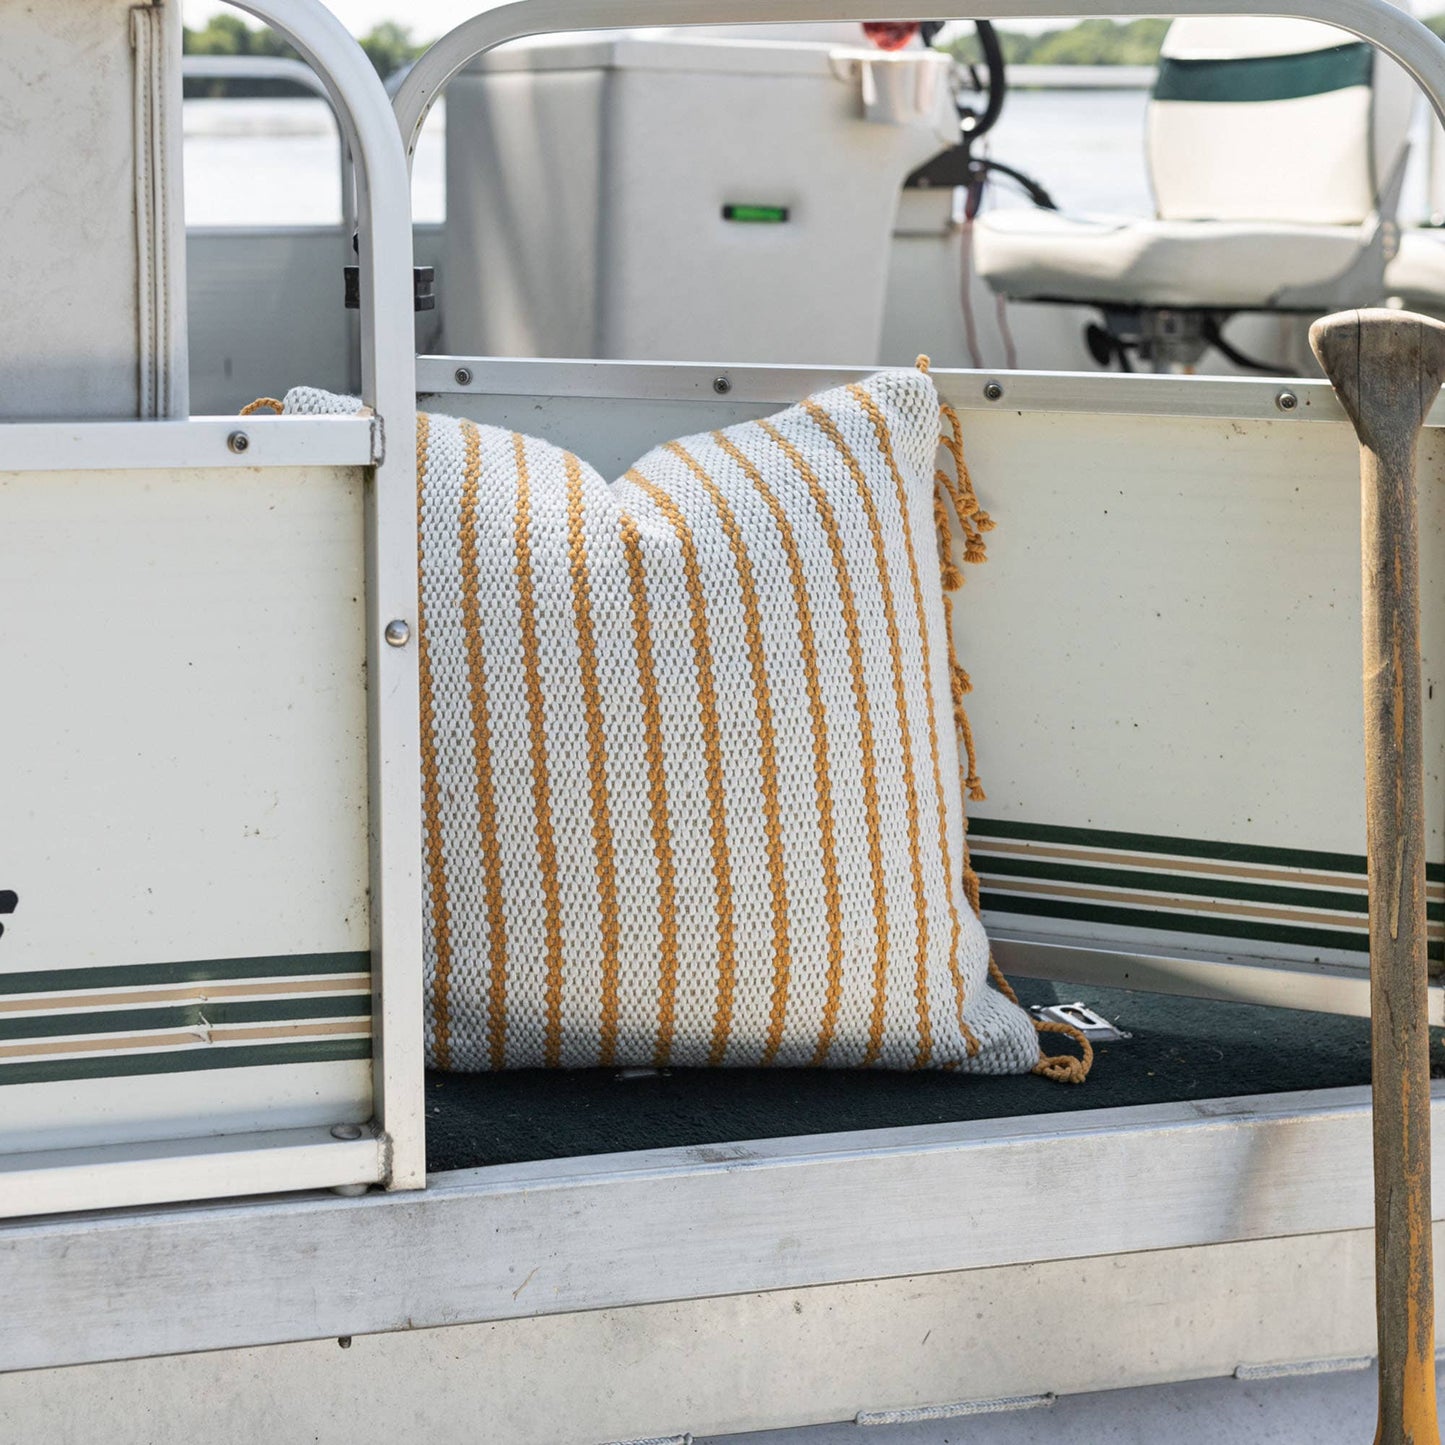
[[182, 88, 1436, 228]]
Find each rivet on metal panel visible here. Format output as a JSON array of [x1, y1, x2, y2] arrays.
[[331, 1123, 365, 1141], [983, 381, 1004, 402], [384, 619, 411, 648], [454, 366, 473, 386], [1276, 390, 1299, 412], [227, 431, 250, 454], [713, 375, 732, 395]]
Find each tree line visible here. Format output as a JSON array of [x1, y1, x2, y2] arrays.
[[183, 16, 422, 95], [947, 14, 1445, 66], [185, 13, 1445, 91]]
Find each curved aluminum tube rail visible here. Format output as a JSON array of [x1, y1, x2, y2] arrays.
[[221, 0, 426, 1190], [394, 0, 1445, 169]]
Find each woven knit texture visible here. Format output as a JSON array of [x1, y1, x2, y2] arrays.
[[281, 373, 1040, 1074]]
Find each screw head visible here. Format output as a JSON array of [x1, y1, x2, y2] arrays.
[[1275, 389, 1299, 412], [384, 619, 411, 648], [331, 1122, 364, 1141], [227, 431, 250, 454], [454, 366, 473, 387], [713, 375, 732, 395], [983, 381, 1004, 402]]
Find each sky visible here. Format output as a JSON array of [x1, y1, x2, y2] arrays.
[[182, 1, 1069, 42]]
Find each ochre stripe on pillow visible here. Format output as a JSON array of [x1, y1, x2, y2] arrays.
[[564, 451, 623, 1066], [804, 399, 935, 1069], [511, 433, 567, 1067], [415, 412, 457, 1069], [455, 421, 511, 1070], [846, 388, 979, 1058], [667, 440, 794, 1064], [619, 511, 683, 1066], [757, 418, 891, 1068], [625, 468, 740, 1067], [712, 430, 848, 1067]]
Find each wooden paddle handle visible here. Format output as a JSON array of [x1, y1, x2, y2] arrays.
[[1312, 308, 1445, 1445]]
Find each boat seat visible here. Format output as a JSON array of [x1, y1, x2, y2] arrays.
[[974, 209, 1375, 311], [1386, 228, 1445, 315], [973, 17, 1416, 366]]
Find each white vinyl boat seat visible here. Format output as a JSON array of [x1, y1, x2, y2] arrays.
[[974, 209, 1375, 311], [975, 18, 1415, 329], [1386, 228, 1445, 315]]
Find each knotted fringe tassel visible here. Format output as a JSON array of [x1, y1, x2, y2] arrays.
[[920, 355, 1092, 1085], [240, 397, 285, 416]]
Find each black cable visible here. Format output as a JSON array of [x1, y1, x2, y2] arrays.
[[1200, 318, 1288, 375], [972, 157, 1057, 211], [962, 21, 1007, 145]]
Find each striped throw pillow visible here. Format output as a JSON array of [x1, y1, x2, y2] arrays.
[[270, 371, 1081, 1079]]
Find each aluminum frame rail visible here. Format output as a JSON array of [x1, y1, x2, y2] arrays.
[[187, 1, 424, 1190], [393, 0, 1445, 169]]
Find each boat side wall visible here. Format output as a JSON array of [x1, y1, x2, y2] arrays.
[[0, 1226, 1429, 1444]]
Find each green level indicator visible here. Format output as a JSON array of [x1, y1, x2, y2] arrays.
[[722, 204, 790, 223]]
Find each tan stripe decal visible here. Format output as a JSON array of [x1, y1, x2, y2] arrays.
[[669, 440, 793, 1064], [981, 876, 1412, 930], [847, 384, 981, 1060], [713, 430, 847, 1067], [626, 468, 739, 1067], [804, 401, 933, 1068], [565, 452, 623, 1065], [457, 421, 511, 1070], [0, 976, 371, 1015], [759, 418, 890, 1067], [619, 511, 682, 1065], [972, 838, 1436, 895], [0, 1018, 371, 1062], [415, 412, 456, 1067], [512, 432, 568, 1067]]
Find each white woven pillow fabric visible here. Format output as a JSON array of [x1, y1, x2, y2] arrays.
[[277, 371, 1044, 1075]]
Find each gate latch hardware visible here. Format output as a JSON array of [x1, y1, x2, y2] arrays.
[[1030, 1002, 1131, 1042], [344, 264, 435, 312]]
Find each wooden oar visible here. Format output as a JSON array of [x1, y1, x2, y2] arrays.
[[1312, 308, 1445, 1445]]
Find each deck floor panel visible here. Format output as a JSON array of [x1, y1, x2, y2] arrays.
[[423, 979, 1417, 1172]]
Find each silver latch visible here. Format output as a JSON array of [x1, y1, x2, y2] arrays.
[[1030, 1001, 1131, 1042]]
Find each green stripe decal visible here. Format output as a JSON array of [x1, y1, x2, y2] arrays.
[[0, 994, 372, 1043], [968, 816, 1445, 880], [980, 889, 1368, 952], [972, 851, 1445, 919], [980, 891, 1445, 962], [1153, 42, 1372, 104], [0, 1038, 372, 1089], [973, 818, 1445, 961], [0, 950, 370, 997]]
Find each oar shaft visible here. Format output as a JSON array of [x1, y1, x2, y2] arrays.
[[1311, 308, 1445, 1445], [1361, 434, 1437, 1445]]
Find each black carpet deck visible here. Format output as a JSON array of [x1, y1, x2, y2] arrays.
[[424, 977, 1437, 1175]]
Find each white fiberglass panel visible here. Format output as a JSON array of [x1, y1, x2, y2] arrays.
[[0, 463, 371, 1150]]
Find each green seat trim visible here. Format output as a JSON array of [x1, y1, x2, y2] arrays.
[[1153, 42, 1372, 104]]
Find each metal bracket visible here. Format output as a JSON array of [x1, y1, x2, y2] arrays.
[[345, 264, 434, 312], [1030, 1002, 1132, 1042]]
